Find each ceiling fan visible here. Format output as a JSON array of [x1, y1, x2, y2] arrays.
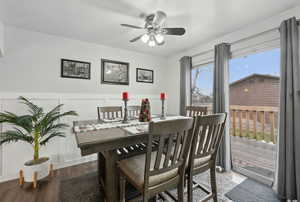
[[121, 11, 186, 47]]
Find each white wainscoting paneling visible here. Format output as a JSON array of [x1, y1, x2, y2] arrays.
[[0, 93, 165, 182]]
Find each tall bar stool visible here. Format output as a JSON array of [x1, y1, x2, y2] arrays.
[[187, 113, 227, 202], [118, 118, 194, 202]]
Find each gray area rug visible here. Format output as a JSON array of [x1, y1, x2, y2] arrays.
[[225, 178, 280, 202], [60, 172, 103, 202], [60, 171, 237, 202]]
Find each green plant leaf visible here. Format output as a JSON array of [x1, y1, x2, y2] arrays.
[[40, 123, 69, 137], [0, 112, 33, 134], [0, 130, 34, 145], [39, 132, 65, 145], [18, 96, 44, 121]]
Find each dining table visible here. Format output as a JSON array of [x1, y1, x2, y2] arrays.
[[73, 115, 185, 202]]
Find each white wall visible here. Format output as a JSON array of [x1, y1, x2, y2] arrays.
[[0, 21, 4, 57], [0, 26, 169, 182], [0, 26, 168, 94], [165, 6, 300, 115]]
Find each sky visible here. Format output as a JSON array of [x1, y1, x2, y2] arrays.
[[192, 48, 280, 96]]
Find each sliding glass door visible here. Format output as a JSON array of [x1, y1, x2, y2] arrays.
[[229, 48, 280, 185]]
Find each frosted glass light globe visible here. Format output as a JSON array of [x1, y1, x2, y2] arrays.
[[148, 39, 156, 47], [141, 34, 149, 43], [155, 34, 164, 44]]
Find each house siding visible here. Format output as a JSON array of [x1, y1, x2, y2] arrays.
[[230, 76, 279, 107]]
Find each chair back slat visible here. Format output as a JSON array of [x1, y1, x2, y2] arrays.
[[144, 118, 194, 188], [186, 106, 208, 117], [196, 124, 208, 155], [154, 137, 165, 170], [127, 106, 141, 119], [171, 132, 182, 165], [191, 113, 227, 162], [163, 134, 175, 168], [97, 106, 122, 120]]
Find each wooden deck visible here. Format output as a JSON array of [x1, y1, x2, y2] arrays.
[[231, 136, 276, 185]]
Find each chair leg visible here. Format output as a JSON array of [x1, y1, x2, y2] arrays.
[[177, 176, 184, 202], [120, 174, 126, 202], [142, 194, 148, 202], [187, 172, 193, 202], [210, 166, 218, 202]]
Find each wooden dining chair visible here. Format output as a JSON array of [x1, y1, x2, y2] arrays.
[[185, 106, 208, 117], [118, 118, 194, 202], [187, 113, 227, 202], [97, 106, 123, 120], [127, 105, 141, 119]]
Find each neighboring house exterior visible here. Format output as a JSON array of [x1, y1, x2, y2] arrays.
[[191, 88, 213, 106], [230, 74, 280, 107]]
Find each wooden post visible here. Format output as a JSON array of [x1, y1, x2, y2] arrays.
[[33, 171, 38, 189], [232, 110, 236, 136], [246, 110, 250, 138], [50, 164, 54, 177], [270, 112, 275, 143], [239, 110, 242, 137], [19, 170, 24, 186], [261, 111, 265, 141], [253, 111, 257, 140]]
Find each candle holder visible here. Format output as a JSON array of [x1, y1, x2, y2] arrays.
[[160, 99, 166, 120], [122, 99, 129, 123]]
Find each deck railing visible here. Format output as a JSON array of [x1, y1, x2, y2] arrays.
[[193, 104, 278, 144], [230, 105, 278, 144]]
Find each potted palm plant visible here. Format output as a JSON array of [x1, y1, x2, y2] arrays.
[[0, 96, 78, 187]]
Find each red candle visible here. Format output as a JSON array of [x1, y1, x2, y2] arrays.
[[160, 93, 166, 100], [122, 92, 128, 100]]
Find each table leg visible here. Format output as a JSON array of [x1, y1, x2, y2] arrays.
[[97, 152, 105, 185], [104, 150, 119, 202]]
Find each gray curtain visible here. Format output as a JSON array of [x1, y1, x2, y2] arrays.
[[179, 56, 192, 116], [277, 17, 300, 201], [213, 43, 231, 171]]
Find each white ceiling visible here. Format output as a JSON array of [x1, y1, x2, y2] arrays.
[[0, 0, 299, 56]]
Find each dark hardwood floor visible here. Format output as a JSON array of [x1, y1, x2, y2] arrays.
[[0, 161, 98, 202]]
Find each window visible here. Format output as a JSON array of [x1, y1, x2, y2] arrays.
[[191, 63, 213, 112]]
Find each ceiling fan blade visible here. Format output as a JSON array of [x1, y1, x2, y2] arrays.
[[130, 35, 143, 42], [121, 24, 144, 29], [162, 28, 186, 35]]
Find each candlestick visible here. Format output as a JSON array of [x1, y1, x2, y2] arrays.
[[160, 99, 166, 120], [122, 99, 129, 123]]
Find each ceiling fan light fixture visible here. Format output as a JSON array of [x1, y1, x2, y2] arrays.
[[155, 34, 164, 44], [148, 36, 156, 47], [148, 40, 156, 47], [141, 34, 149, 43]]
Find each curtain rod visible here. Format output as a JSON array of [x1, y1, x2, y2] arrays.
[[191, 27, 278, 58], [191, 19, 300, 58]]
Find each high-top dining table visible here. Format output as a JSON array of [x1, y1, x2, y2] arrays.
[[73, 115, 184, 202]]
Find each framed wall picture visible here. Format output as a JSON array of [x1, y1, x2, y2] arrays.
[[136, 68, 154, 83], [101, 59, 129, 85], [61, 59, 91, 79]]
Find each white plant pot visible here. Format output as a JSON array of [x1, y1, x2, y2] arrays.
[[23, 157, 51, 182]]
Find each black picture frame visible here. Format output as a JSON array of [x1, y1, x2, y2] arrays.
[[101, 59, 129, 85], [61, 59, 91, 80], [136, 68, 154, 83]]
